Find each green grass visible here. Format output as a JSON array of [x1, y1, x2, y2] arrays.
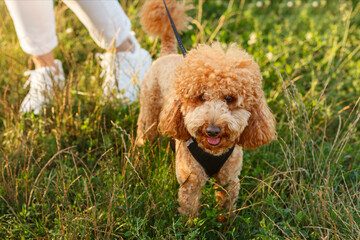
[[1, 0, 359, 239]]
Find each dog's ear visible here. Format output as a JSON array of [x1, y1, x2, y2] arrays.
[[238, 96, 276, 150], [159, 94, 191, 140]]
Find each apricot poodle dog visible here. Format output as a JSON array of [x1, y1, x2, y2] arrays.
[[136, 0, 276, 218]]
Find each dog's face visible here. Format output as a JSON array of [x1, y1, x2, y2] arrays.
[[182, 89, 251, 155], [160, 43, 276, 153]]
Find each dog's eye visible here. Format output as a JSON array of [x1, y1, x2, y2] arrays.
[[224, 95, 235, 104], [198, 94, 205, 102]]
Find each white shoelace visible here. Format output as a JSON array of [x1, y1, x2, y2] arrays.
[[96, 34, 152, 101], [96, 53, 115, 79], [23, 69, 53, 92]]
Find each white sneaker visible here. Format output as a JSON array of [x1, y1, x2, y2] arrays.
[[96, 33, 152, 102], [20, 59, 65, 114]]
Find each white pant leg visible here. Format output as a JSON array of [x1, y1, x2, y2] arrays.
[[4, 0, 58, 56], [62, 0, 131, 49]]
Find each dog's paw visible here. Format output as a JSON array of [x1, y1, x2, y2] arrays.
[[217, 212, 237, 223], [135, 137, 145, 147], [217, 213, 227, 223]]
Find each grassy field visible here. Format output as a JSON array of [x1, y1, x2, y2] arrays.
[[0, 0, 359, 239]]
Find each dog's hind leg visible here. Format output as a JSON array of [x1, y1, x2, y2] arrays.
[[136, 75, 163, 146]]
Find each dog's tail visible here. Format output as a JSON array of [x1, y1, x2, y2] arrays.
[[141, 0, 188, 56]]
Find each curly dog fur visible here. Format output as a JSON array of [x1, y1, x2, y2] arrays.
[[136, 0, 276, 218]]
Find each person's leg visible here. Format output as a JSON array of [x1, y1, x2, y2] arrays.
[[4, 0, 58, 70], [112, 38, 135, 53], [63, 0, 152, 101], [5, 1, 65, 114], [32, 51, 58, 73], [61, 0, 132, 51]]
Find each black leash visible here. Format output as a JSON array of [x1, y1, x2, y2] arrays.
[[162, 0, 187, 57], [164, 1, 234, 176]]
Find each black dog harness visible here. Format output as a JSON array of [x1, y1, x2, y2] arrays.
[[170, 138, 235, 177]]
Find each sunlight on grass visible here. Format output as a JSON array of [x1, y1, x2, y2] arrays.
[[0, 0, 359, 239]]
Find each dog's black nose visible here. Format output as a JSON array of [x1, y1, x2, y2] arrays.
[[205, 125, 221, 137]]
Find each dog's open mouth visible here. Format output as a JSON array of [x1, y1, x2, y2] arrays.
[[207, 137, 221, 146]]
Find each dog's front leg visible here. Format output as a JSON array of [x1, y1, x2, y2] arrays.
[[214, 176, 240, 212], [176, 142, 208, 218], [177, 173, 207, 217], [214, 146, 243, 213]]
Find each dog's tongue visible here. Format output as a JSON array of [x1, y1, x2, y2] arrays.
[[207, 137, 221, 145]]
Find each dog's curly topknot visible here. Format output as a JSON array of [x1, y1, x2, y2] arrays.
[[141, 0, 188, 37]]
